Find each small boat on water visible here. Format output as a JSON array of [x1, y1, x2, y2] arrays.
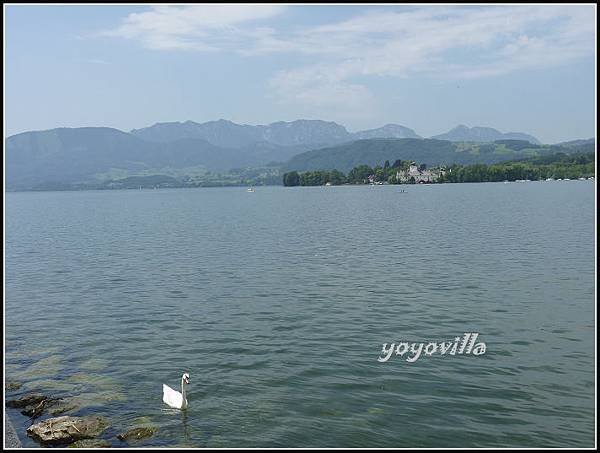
[[247, 187, 255, 192]]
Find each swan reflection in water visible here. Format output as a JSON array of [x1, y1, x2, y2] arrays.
[[181, 410, 191, 442], [160, 403, 192, 444]]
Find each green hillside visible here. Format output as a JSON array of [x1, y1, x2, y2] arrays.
[[285, 138, 595, 173]]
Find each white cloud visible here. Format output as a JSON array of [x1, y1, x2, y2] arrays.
[[260, 5, 594, 111], [101, 5, 286, 51], [102, 5, 595, 114]]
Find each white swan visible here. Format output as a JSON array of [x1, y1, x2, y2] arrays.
[[163, 372, 190, 409]]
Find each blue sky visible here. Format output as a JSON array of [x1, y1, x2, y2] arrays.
[[4, 4, 596, 143]]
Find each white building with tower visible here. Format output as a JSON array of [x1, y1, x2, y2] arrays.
[[396, 162, 441, 183]]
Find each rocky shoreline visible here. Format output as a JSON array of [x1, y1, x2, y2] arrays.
[[5, 381, 158, 448]]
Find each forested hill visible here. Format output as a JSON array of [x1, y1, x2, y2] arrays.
[[285, 138, 596, 173]]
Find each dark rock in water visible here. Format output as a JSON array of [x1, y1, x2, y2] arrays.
[[20, 397, 62, 419], [27, 415, 109, 446], [5, 381, 23, 391], [68, 438, 112, 448], [6, 393, 47, 408], [117, 426, 158, 442]]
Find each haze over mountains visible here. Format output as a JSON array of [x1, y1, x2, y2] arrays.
[[5, 118, 594, 190]]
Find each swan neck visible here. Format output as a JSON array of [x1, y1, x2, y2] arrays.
[[181, 380, 187, 399]]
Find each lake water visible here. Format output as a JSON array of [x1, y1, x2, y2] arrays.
[[5, 181, 596, 448]]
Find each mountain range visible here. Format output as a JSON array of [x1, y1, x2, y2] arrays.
[[6, 119, 592, 190], [130, 119, 422, 148]]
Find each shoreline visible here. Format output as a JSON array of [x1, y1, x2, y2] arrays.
[[4, 413, 22, 448], [5, 177, 596, 194]]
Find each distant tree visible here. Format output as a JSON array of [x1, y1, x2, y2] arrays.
[[347, 165, 374, 184], [283, 171, 300, 186], [329, 169, 346, 185]]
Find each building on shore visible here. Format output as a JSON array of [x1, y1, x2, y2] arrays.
[[396, 162, 444, 184]]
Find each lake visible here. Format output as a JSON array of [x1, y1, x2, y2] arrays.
[[4, 181, 596, 447]]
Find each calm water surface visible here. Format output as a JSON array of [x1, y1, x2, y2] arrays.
[[5, 182, 596, 447]]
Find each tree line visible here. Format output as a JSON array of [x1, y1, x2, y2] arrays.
[[282, 152, 595, 186], [283, 160, 415, 186], [439, 152, 595, 183]]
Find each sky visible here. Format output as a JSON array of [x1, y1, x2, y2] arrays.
[[4, 4, 597, 143]]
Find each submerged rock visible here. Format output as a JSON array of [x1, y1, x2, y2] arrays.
[[68, 438, 112, 448], [27, 415, 109, 446], [6, 393, 47, 408], [24, 354, 63, 379], [5, 381, 23, 391], [48, 398, 80, 416], [117, 426, 158, 442]]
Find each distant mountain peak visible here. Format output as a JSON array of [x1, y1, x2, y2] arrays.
[[432, 125, 540, 144], [352, 123, 421, 140]]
